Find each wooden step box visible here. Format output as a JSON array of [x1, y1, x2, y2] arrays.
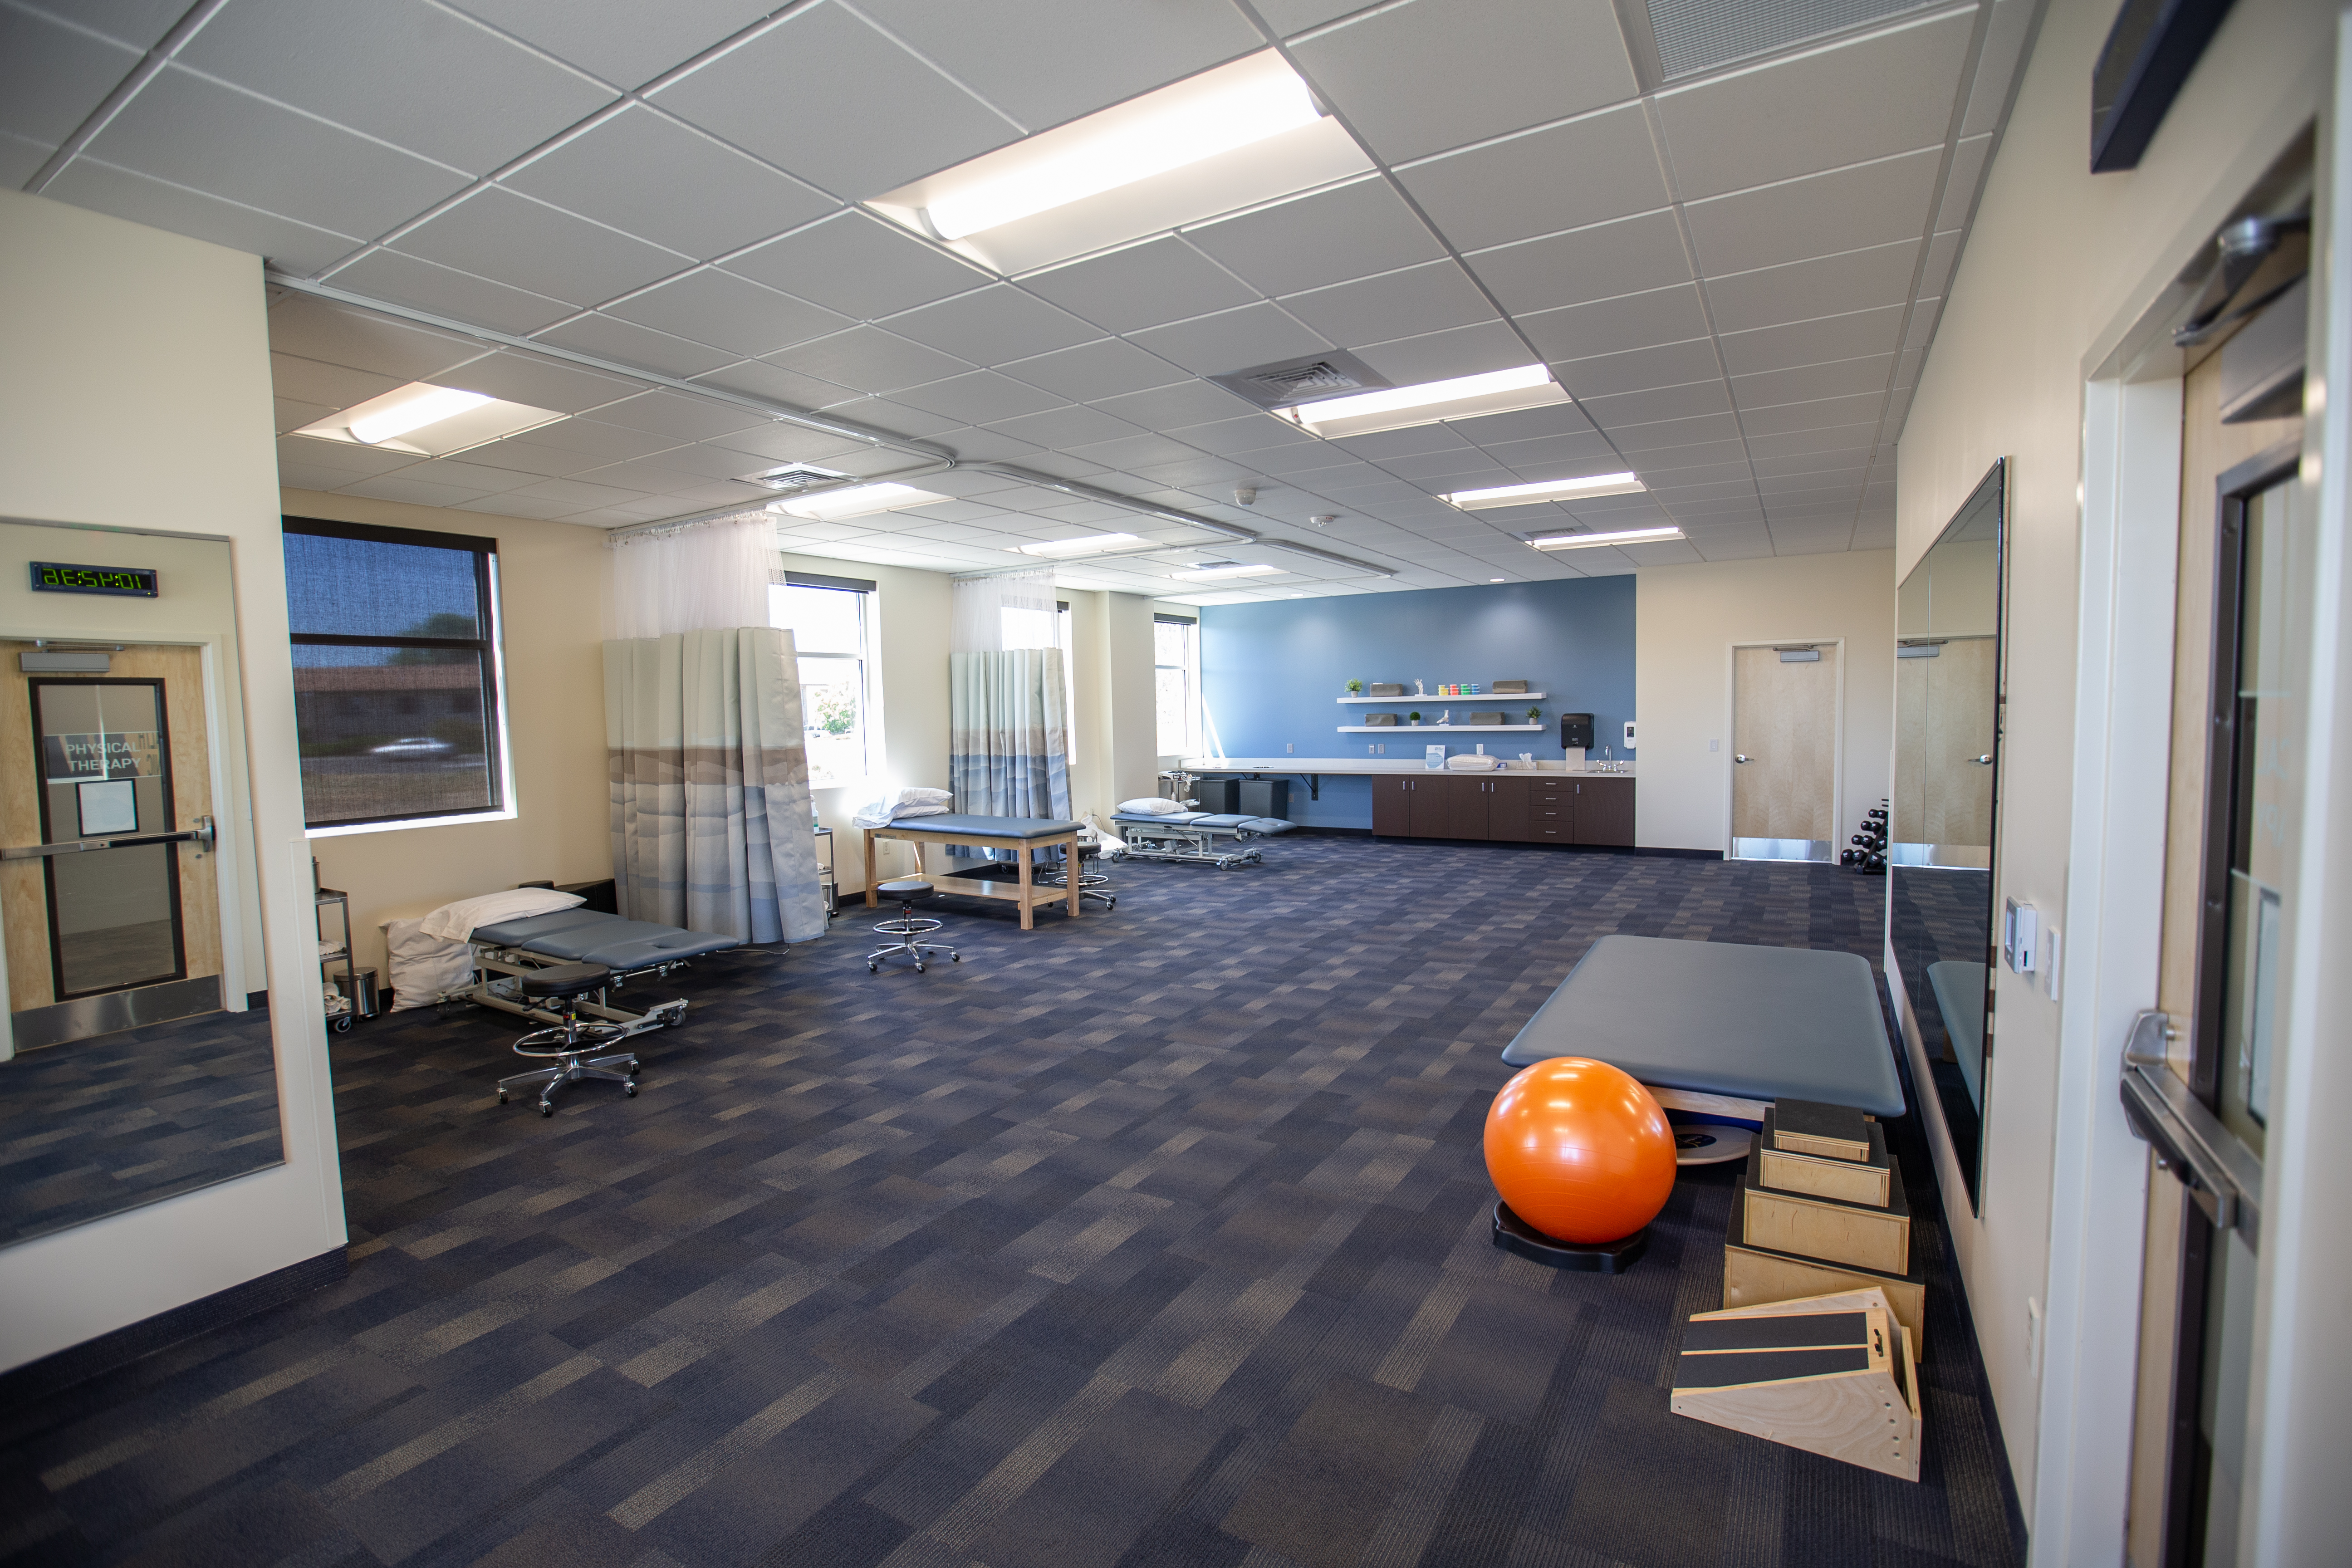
[[1740, 1144, 1911, 1277], [1672, 1287, 1922, 1481]]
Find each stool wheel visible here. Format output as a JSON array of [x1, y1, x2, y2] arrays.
[[624, 1082, 637, 1097], [951, 952, 960, 962], [538, 1102, 553, 1118]]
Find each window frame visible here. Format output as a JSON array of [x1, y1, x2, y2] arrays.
[[284, 515, 515, 838], [1154, 612, 1199, 758], [772, 573, 877, 790]]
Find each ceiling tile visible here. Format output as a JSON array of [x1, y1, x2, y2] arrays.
[[703, 421, 889, 466], [1683, 148, 1940, 276], [853, 0, 1262, 131], [1751, 446, 1873, 478], [722, 210, 992, 323], [1292, 0, 1636, 165], [440, 350, 643, 414], [588, 389, 770, 441], [266, 295, 485, 381], [687, 359, 861, 412], [0, 131, 51, 187], [1934, 133, 1993, 233], [506, 417, 687, 461], [398, 456, 541, 494], [811, 396, 963, 439], [1703, 240, 1918, 335], [1087, 380, 1259, 429], [1731, 353, 1896, 409], [1918, 229, 1963, 298], [1395, 103, 1666, 254], [529, 311, 735, 377], [1654, 10, 1973, 200], [440, 0, 779, 88], [391, 186, 691, 307], [1905, 298, 1942, 351], [889, 370, 1065, 424], [268, 352, 404, 410], [1737, 392, 1887, 437], [1553, 337, 1720, 401], [1477, 431, 1622, 471], [338, 470, 502, 508], [762, 325, 972, 395], [1354, 320, 1529, 385], [1963, 0, 2038, 137], [1277, 260, 1498, 347], [0, 7, 136, 146], [1519, 283, 1708, 364], [325, 249, 575, 335], [982, 404, 1144, 450], [1165, 416, 1318, 457], [1062, 432, 1215, 472], [883, 284, 1098, 366], [1463, 209, 1688, 317], [999, 338, 1186, 402], [1719, 303, 1906, 377], [1184, 178, 1442, 298], [448, 436, 609, 478], [604, 268, 849, 356], [1127, 303, 1330, 377], [1442, 402, 1598, 446], [502, 105, 836, 259], [1747, 421, 1880, 459], [1573, 377, 1731, 428], [1332, 426, 1473, 461], [1756, 467, 1867, 495], [650, 2, 1017, 197], [47, 157, 361, 273], [1020, 237, 1260, 333], [177, 0, 617, 176]]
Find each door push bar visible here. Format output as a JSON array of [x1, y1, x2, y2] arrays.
[[2, 815, 216, 860], [2118, 1008, 2262, 1248]]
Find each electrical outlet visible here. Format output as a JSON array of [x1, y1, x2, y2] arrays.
[[1285, 743, 1294, 754], [2043, 926, 2062, 1001], [1708, 738, 1720, 752]]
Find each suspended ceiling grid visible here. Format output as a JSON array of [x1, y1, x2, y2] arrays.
[[5, 0, 2041, 601]]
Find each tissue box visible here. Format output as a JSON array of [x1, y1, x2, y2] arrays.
[[1369, 682, 1406, 696], [1469, 710, 1506, 725], [1363, 712, 1398, 726], [1493, 680, 1529, 693]]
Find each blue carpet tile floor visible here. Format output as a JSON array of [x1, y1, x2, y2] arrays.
[[1, 838, 2027, 1568]]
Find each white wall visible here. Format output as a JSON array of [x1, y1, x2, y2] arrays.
[[0, 189, 344, 1372], [1634, 551, 1896, 853], [1895, 0, 2339, 1537]]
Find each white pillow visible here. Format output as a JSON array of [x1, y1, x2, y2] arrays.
[[416, 886, 584, 942], [893, 802, 951, 818], [382, 917, 478, 1011], [898, 786, 952, 805], [1118, 797, 1184, 814]]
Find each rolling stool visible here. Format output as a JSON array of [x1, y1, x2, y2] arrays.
[[497, 961, 638, 1117], [1037, 840, 1115, 910], [867, 877, 959, 973]]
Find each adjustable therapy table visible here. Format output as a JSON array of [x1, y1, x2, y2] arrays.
[[862, 814, 1083, 930], [1501, 935, 1904, 1125], [466, 908, 740, 1037]]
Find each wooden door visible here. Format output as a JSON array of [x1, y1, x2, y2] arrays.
[[1371, 775, 1411, 836], [1922, 637, 1997, 863], [1407, 776, 1447, 837], [0, 643, 219, 1028], [1574, 778, 1637, 846], [1488, 776, 1529, 840], [1732, 645, 1838, 848], [1441, 776, 1489, 840]]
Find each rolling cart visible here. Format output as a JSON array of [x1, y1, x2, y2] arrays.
[[318, 886, 359, 1034]]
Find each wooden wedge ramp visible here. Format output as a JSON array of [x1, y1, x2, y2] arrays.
[[1670, 1287, 1922, 1481]]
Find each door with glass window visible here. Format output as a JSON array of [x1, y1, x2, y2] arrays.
[[0, 644, 220, 1049]]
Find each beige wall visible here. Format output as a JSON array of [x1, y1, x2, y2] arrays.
[[283, 491, 613, 972], [1104, 593, 1160, 804], [0, 189, 345, 1371], [1895, 0, 2337, 1522], [1634, 551, 1896, 853]]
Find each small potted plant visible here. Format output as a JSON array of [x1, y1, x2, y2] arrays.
[[1345, 678, 1363, 695], [1408, 710, 1422, 725], [1525, 706, 1541, 725]]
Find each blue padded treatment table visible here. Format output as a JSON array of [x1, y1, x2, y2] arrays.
[[862, 813, 1083, 929], [1500, 935, 1904, 1122], [472, 909, 741, 968], [1111, 811, 1293, 869]]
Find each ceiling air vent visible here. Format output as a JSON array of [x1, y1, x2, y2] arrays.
[[746, 465, 849, 492], [1645, 0, 1940, 80], [1208, 349, 1391, 411]]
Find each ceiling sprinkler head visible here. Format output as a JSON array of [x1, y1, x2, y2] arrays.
[[1233, 486, 1258, 506], [1309, 514, 1338, 528]]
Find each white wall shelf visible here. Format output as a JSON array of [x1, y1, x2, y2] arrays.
[[1338, 724, 1546, 733], [1336, 693, 1545, 703]]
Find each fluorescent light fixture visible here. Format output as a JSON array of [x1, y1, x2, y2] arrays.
[[1526, 525, 1686, 550], [1446, 472, 1647, 510], [1275, 364, 1572, 440], [1013, 532, 1145, 558], [768, 482, 951, 522], [874, 52, 1319, 243], [294, 382, 564, 456], [1172, 562, 1279, 578]]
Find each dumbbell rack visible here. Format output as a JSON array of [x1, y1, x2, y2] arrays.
[[1839, 799, 1889, 874]]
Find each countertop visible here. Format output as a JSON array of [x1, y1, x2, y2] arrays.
[[1177, 755, 1637, 777]]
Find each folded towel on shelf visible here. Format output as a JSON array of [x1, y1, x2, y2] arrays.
[[1445, 753, 1503, 771]]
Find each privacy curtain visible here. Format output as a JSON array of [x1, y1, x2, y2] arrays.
[[605, 512, 774, 639], [949, 568, 1072, 826]]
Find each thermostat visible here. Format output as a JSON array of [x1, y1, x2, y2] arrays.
[[2003, 898, 2038, 974]]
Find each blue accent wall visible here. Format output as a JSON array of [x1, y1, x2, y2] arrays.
[[1198, 578, 1637, 829]]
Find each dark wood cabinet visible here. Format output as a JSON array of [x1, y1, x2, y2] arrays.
[[1368, 771, 1635, 847]]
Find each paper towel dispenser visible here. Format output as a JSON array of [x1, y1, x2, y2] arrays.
[[1560, 713, 1594, 750]]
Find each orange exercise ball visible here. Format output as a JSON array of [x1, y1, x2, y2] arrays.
[[1484, 1057, 1677, 1245]]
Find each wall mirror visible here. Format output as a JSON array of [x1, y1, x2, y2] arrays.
[[1889, 460, 2006, 1210], [0, 521, 278, 1248]]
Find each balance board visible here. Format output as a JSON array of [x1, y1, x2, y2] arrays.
[[1499, 936, 1904, 1120]]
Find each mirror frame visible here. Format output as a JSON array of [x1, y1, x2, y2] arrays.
[[1888, 457, 2008, 1212]]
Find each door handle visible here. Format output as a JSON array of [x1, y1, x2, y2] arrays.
[[2, 821, 214, 860], [1734, 754, 1752, 763], [1971, 754, 1994, 764]]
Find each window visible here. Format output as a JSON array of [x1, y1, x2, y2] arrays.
[[771, 573, 874, 788], [1155, 613, 1197, 756], [283, 517, 508, 833]]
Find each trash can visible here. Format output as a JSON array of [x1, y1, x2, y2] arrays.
[[351, 966, 380, 1019], [1239, 779, 1289, 818]]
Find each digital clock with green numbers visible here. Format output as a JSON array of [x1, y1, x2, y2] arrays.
[[29, 562, 159, 598]]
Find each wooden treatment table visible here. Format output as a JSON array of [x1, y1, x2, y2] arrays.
[[862, 813, 1083, 930]]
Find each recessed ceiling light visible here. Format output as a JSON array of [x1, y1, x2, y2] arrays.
[[768, 482, 951, 522], [1173, 561, 1279, 578], [294, 382, 564, 456], [1012, 532, 1146, 558], [1490, 577, 1507, 582], [1446, 472, 1647, 510], [1526, 525, 1686, 550], [868, 51, 1344, 272], [1274, 365, 1571, 440]]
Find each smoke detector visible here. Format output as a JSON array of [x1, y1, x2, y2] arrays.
[[1309, 514, 1338, 527], [1233, 486, 1257, 506]]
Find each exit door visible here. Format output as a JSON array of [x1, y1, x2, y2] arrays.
[[0, 644, 221, 1050], [1730, 643, 1839, 860]]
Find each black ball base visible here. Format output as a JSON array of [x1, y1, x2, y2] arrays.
[[1490, 1200, 1649, 1273]]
